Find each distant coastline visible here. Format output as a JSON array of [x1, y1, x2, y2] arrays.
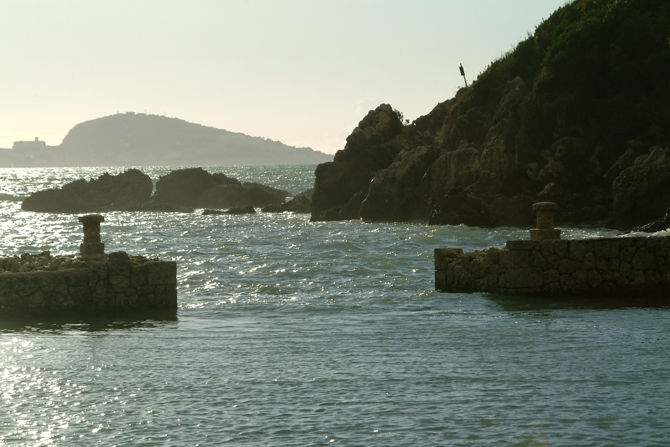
[[0, 112, 332, 168]]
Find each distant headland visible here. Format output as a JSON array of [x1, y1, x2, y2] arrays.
[[0, 113, 332, 167], [310, 0, 670, 232]]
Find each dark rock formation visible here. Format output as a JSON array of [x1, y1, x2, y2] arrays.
[[360, 146, 441, 221], [224, 205, 256, 215], [21, 169, 153, 213], [152, 168, 289, 209], [21, 167, 289, 214], [262, 189, 313, 213], [627, 210, 670, 234], [612, 147, 670, 229], [311, 0, 670, 230], [310, 104, 405, 221]]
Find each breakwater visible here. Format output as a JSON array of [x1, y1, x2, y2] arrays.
[[435, 236, 670, 297], [435, 201, 670, 298], [0, 214, 177, 315]]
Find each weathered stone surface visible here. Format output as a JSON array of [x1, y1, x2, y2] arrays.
[[148, 262, 177, 285], [360, 146, 441, 221], [436, 235, 670, 298], [0, 252, 177, 315]]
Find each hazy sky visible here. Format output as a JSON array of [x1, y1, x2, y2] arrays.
[[1, 0, 568, 154]]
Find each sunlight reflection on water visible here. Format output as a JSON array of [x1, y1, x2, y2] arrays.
[[0, 165, 668, 445]]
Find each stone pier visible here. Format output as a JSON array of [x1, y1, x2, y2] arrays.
[[0, 216, 177, 315], [435, 202, 670, 298], [435, 237, 670, 297]]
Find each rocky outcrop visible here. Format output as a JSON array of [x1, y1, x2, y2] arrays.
[[21, 169, 153, 213], [309, 1, 670, 230], [21, 167, 291, 214], [612, 146, 670, 229], [310, 104, 405, 221], [360, 146, 441, 221], [152, 168, 290, 209], [262, 189, 313, 213], [312, 76, 662, 229]]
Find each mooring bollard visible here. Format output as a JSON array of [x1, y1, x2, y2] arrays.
[[529, 202, 561, 242], [78, 214, 105, 258]]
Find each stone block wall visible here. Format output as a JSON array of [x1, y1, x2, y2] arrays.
[[0, 251, 177, 315], [435, 236, 670, 297]]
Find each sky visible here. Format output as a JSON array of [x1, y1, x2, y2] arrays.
[[0, 0, 569, 154]]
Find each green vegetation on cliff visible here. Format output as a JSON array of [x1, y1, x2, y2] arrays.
[[312, 0, 670, 230], [450, 0, 670, 149]]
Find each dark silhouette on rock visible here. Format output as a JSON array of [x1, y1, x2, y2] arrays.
[[21, 169, 153, 213], [311, 0, 670, 231], [0, 113, 332, 167], [152, 167, 290, 209]]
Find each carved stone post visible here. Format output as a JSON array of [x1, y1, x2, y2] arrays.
[[78, 214, 105, 258], [530, 202, 561, 241]]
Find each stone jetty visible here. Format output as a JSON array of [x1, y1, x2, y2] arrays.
[[0, 215, 177, 315], [435, 203, 670, 298]]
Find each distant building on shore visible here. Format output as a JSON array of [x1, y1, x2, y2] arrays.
[[12, 137, 47, 151]]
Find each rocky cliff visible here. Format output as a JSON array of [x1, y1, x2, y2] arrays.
[[311, 0, 670, 231]]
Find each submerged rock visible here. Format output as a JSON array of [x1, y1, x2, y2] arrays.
[[203, 205, 256, 215], [224, 205, 256, 215]]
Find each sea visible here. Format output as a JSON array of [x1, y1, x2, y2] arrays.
[[0, 164, 668, 446]]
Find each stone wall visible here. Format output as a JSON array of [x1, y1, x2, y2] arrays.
[[0, 252, 177, 315], [435, 236, 670, 297]]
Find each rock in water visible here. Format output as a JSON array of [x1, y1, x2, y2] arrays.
[[21, 169, 153, 213], [262, 189, 313, 213], [152, 167, 290, 209], [224, 205, 256, 215]]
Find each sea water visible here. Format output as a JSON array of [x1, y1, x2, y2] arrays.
[[0, 165, 668, 446]]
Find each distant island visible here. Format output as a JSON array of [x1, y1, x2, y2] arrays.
[[0, 113, 332, 167]]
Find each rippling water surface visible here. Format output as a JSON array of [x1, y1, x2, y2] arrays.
[[0, 165, 668, 446]]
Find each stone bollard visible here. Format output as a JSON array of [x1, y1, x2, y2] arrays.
[[78, 214, 105, 258], [529, 202, 561, 242]]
